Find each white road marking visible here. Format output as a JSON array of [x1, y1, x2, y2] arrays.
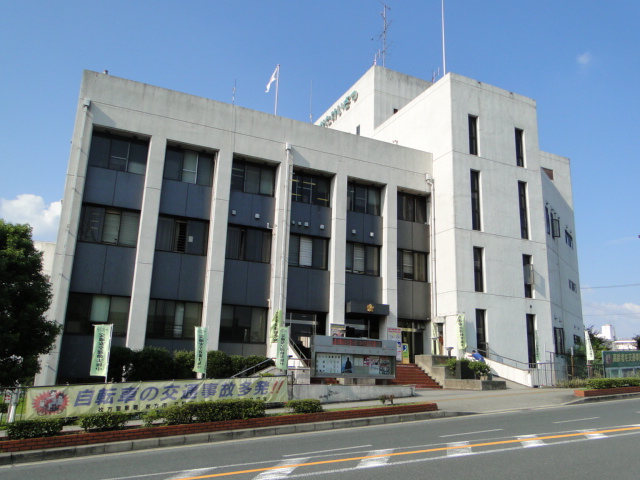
[[356, 449, 393, 469], [164, 468, 217, 480], [581, 429, 607, 439], [446, 441, 472, 457], [517, 434, 545, 448], [553, 417, 599, 424], [253, 458, 310, 480], [282, 445, 371, 457], [440, 429, 503, 438]]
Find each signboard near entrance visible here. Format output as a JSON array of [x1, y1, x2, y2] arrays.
[[387, 327, 402, 361]]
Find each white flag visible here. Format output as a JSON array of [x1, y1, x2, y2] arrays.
[[266, 65, 279, 93]]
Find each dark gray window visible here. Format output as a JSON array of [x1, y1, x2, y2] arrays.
[[475, 309, 487, 356], [554, 327, 565, 355], [545, 206, 551, 235], [397, 250, 428, 282], [397, 192, 428, 223], [347, 181, 381, 215], [470, 170, 481, 231], [346, 242, 379, 276], [518, 181, 529, 239], [473, 246, 484, 292], [164, 146, 214, 186], [156, 216, 208, 255], [88, 131, 148, 174], [468, 115, 478, 155], [289, 234, 328, 269], [78, 205, 140, 247], [565, 230, 573, 248], [523, 254, 534, 298], [146, 299, 201, 339], [220, 305, 267, 343], [515, 128, 525, 167], [291, 171, 330, 207], [64, 293, 130, 336], [231, 159, 275, 196], [226, 225, 271, 263]]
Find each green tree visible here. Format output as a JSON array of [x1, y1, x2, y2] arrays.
[[0, 220, 61, 386], [633, 335, 640, 350], [586, 326, 610, 362]]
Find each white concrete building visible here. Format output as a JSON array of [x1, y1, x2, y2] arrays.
[[36, 66, 584, 386]]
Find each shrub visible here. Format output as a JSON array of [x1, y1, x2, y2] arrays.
[[230, 355, 248, 376], [378, 394, 394, 405], [140, 409, 166, 427], [163, 404, 199, 425], [146, 399, 266, 425], [77, 411, 133, 432], [174, 350, 197, 380], [586, 378, 640, 390], [287, 399, 323, 414], [446, 358, 474, 379], [468, 361, 491, 378], [206, 351, 233, 378], [108, 345, 135, 382], [128, 346, 176, 381], [7, 418, 65, 439], [0, 402, 8, 414]]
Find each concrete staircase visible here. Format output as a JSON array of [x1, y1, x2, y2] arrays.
[[390, 363, 442, 389]]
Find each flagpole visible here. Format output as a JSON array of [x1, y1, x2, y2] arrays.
[[274, 64, 280, 115], [441, 0, 447, 75]]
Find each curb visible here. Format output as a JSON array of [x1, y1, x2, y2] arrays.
[[0, 410, 472, 466]]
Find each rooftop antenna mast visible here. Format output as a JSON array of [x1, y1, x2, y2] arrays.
[[441, 0, 447, 75], [373, 3, 392, 68]]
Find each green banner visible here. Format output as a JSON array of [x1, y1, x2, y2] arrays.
[[585, 329, 595, 361], [276, 325, 289, 370], [90, 324, 113, 377], [24, 377, 288, 419], [193, 326, 208, 374], [270, 310, 282, 343], [456, 314, 467, 350]]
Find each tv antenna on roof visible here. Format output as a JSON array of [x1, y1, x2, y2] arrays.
[[372, 3, 392, 68]]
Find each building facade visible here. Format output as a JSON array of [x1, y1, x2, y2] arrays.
[[36, 67, 583, 385]]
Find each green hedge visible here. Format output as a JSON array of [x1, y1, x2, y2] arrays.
[[7, 419, 65, 439], [586, 378, 640, 389], [154, 399, 266, 425], [77, 411, 134, 432], [286, 399, 324, 414]]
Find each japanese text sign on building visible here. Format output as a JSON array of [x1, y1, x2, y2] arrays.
[[90, 324, 113, 377], [193, 326, 208, 374], [25, 377, 288, 419]]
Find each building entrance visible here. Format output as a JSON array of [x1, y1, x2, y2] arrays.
[[398, 320, 425, 363]]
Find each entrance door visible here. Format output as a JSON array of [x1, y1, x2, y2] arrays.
[[399, 321, 425, 363]]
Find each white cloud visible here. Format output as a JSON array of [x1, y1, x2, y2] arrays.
[[582, 300, 640, 339], [0, 194, 61, 241], [577, 51, 592, 69]]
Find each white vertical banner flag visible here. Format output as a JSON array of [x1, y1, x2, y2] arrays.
[[90, 324, 113, 377], [193, 326, 208, 374], [276, 325, 289, 371], [266, 64, 279, 92], [585, 329, 595, 361]]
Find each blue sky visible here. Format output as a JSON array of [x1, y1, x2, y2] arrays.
[[1, 1, 639, 338]]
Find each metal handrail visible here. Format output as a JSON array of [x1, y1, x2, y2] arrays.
[[230, 358, 276, 378]]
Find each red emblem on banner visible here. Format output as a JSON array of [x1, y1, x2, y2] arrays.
[[32, 390, 69, 415]]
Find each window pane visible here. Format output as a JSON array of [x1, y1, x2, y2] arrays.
[[88, 133, 110, 168], [367, 187, 380, 215], [173, 221, 187, 252], [118, 211, 139, 246], [250, 308, 266, 343], [164, 147, 183, 181], [230, 163, 245, 191], [347, 183, 356, 211], [65, 293, 92, 334], [353, 244, 365, 273], [127, 141, 148, 174], [197, 153, 214, 186], [301, 175, 313, 204], [244, 165, 261, 194], [314, 177, 330, 206], [415, 197, 427, 224], [219, 305, 235, 342], [402, 251, 414, 280], [173, 302, 185, 338], [79, 206, 104, 243], [299, 236, 313, 267], [366, 245, 379, 276], [102, 210, 121, 244], [90, 295, 110, 323], [288, 235, 300, 266], [182, 151, 198, 184], [109, 138, 129, 171], [226, 227, 242, 259], [186, 220, 208, 255], [261, 231, 272, 263], [312, 238, 327, 269], [109, 296, 130, 336], [345, 243, 354, 272], [291, 172, 302, 202], [259, 167, 274, 196], [156, 217, 174, 251], [235, 306, 252, 342], [354, 186, 366, 213], [415, 252, 427, 282], [182, 302, 201, 339]]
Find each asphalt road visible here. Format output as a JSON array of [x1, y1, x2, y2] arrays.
[[3, 398, 640, 480]]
